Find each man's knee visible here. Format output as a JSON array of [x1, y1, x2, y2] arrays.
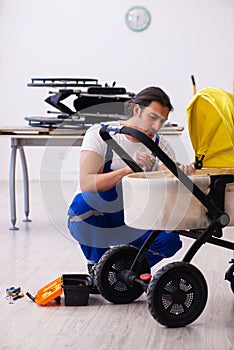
[[151, 231, 182, 257]]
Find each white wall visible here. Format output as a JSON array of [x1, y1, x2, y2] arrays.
[[0, 0, 233, 181]]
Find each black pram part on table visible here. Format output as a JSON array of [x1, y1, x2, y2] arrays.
[[25, 78, 134, 129]]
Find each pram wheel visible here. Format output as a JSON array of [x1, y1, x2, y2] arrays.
[[96, 244, 150, 304], [225, 260, 234, 294], [147, 262, 208, 327]]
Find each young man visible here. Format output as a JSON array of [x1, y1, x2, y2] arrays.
[[67, 86, 194, 274]]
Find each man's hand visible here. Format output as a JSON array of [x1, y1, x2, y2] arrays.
[[179, 164, 195, 175], [158, 162, 195, 175], [134, 151, 155, 170]]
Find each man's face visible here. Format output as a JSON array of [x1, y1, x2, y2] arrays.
[[133, 101, 170, 138]]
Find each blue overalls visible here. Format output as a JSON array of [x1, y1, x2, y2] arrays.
[[67, 135, 182, 267]]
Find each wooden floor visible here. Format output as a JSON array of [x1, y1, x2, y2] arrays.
[[0, 181, 233, 350]]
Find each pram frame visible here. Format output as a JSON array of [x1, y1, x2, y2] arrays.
[[97, 124, 234, 327]]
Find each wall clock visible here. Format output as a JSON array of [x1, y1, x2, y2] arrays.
[[125, 6, 151, 32]]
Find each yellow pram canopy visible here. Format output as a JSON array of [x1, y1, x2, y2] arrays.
[[187, 87, 234, 168]]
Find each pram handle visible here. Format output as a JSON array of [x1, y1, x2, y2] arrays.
[[99, 124, 143, 173], [99, 124, 230, 228]]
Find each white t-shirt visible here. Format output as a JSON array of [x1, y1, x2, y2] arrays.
[[77, 122, 176, 192]]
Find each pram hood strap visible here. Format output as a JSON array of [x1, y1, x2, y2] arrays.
[[99, 124, 143, 173]]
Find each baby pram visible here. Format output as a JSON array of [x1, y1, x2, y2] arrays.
[[94, 87, 234, 328]]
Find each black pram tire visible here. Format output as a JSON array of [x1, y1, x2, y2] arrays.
[[96, 244, 150, 304], [147, 261, 208, 327]]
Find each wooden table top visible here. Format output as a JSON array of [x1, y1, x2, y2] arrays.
[[0, 125, 183, 137], [0, 126, 86, 136]]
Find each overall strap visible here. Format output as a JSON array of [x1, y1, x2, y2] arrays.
[[103, 144, 113, 173], [155, 134, 160, 146], [152, 134, 160, 157], [100, 123, 114, 173]]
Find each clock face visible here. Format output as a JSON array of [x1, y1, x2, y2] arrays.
[[125, 6, 151, 32]]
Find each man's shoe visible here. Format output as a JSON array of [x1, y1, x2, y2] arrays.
[[87, 263, 100, 294]]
